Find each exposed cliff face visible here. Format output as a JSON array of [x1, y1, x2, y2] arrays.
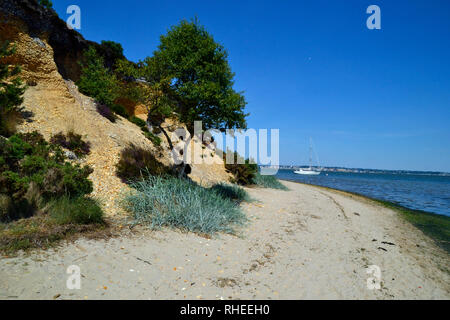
[[0, 0, 92, 81]]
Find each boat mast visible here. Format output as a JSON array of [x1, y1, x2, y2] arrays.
[[309, 138, 313, 170]]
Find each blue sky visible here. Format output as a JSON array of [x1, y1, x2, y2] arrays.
[[54, 0, 450, 172]]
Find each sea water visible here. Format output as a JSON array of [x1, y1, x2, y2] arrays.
[[276, 169, 450, 217]]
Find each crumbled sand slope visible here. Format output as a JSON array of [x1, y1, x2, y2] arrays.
[[1, 181, 448, 300]]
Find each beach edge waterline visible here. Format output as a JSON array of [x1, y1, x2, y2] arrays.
[[278, 178, 450, 255]]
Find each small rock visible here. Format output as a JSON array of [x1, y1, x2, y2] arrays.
[[32, 37, 46, 48], [64, 150, 77, 160]]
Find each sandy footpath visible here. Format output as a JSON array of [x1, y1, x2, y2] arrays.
[[0, 181, 449, 300]]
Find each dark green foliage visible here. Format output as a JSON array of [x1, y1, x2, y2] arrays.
[[128, 116, 161, 145], [43, 164, 93, 198], [49, 196, 104, 225], [122, 176, 247, 235], [116, 144, 171, 182], [0, 132, 94, 222], [252, 173, 288, 190], [150, 19, 248, 131], [110, 104, 129, 118], [0, 41, 26, 137], [141, 127, 162, 146], [98, 41, 125, 69], [38, 0, 53, 9], [129, 116, 147, 128], [224, 151, 257, 185], [126, 19, 248, 133], [0, 194, 13, 222], [50, 131, 91, 158], [77, 46, 120, 107]]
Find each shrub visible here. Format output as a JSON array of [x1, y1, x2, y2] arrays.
[[129, 116, 147, 128], [116, 144, 172, 182], [96, 104, 117, 122], [210, 183, 251, 203], [224, 151, 257, 185], [98, 41, 125, 68], [77, 46, 120, 107], [0, 132, 94, 221], [0, 41, 26, 137], [122, 176, 247, 235], [252, 173, 288, 190], [110, 104, 129, 118], [49, 196, 104, 225], [0, 194, 13, 222], [45, 164, 93, 198], [50, 131, 91, 158], [142, 128, 162, 146]]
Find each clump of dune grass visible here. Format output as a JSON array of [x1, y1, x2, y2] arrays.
[[252, 173, 288, 190], [121, 176, 247, 235], [210, 183, 251, 203], [48, 196, 105, 225]]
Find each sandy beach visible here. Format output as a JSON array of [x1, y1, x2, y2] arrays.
[[1, 180, 449, 300]]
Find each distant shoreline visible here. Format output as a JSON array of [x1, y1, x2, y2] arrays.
[[279, 178, 450, 254], [265, 167, 450, 176]]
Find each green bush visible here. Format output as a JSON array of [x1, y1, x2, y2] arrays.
[[129, 116, 147, 128], [0, 41, 26, 137], [49, 196, 104, 225], [116, 144, 172, 182], [77, 46, 120, 107], [110, 104, 129, 118], [122, 176, 247, 235], [142, 128, 162, 146], [0, 132, 94, 222], [224, 151, 257, 185], [0, 194, 13, 222], [252, 173, 288, 190], [127, 117, 162, 145]]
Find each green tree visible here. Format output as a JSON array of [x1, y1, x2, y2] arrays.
[[77, 46, 120, 106], [151, 19, 248, 132], [0, 41, 25, 137], [98, 41, 126, 70]]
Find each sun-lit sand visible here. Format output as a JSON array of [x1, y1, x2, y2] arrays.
[[1, 181, 448, 299]]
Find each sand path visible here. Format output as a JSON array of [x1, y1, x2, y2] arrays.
[[1, 181, 449, 299]]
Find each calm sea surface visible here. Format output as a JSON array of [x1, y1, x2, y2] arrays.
[[276, 169, 450, 217]]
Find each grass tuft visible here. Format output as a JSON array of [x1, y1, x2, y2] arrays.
[[252, 173, 288, 190], [122, 176, 247, 235], [210, 183, 251, 203], [48, 196, 105, 225]]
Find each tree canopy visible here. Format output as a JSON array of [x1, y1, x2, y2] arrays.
[[77, 20, 249, 136], [77, 46, 120, 107], [148, 19, 248, 132]]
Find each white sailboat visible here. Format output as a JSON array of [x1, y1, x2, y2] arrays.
[[294, 138, 322, 175]]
